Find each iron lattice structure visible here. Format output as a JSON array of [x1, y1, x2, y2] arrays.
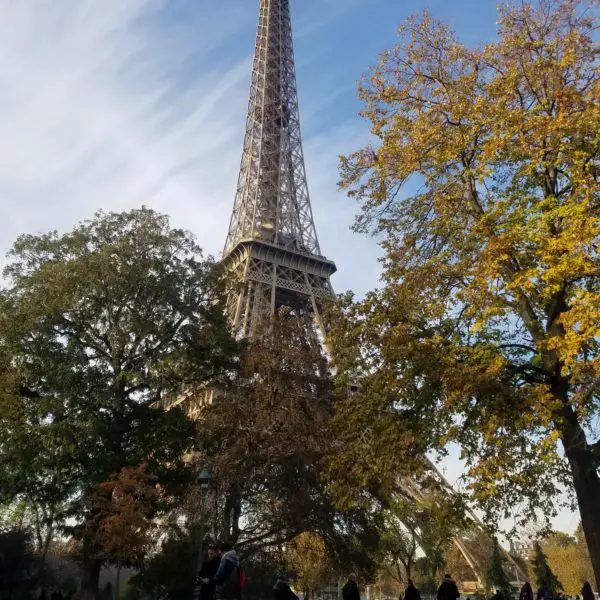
[[218, 0, 527, 587], [223, 0, 336, 338]]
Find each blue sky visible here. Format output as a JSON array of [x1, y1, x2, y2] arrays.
[[0, 0, 579, 534], [0, 0, 501, 296]]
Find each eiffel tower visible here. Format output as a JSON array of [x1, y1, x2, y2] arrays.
[[222, 0, 336, 338], [209, 0, 527, 587]]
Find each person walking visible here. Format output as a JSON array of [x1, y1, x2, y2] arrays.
[[342, 575, 361, 600], [536, 584, 551, 600], [519, 583, 534, 600], [582, 582, 595, 600], [437, 574, 460, 600], [404, 579, 421, 600], [273, 573, 299, 600], [196, 545, 221, 600], [213, 542, 241, 600]]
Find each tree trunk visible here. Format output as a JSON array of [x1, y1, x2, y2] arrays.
[[76, 558, 102, 600], [220, 486, 242, 543], [557, 401, 600, 591], [41, 526, 53, 565], [115, 564, 121, 600]]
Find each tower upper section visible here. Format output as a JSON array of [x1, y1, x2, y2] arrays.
[[223, 0, 323, 258]]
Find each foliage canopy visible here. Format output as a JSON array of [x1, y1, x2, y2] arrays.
[[329, 0, 600, 587], [0, 208, 237, 599]]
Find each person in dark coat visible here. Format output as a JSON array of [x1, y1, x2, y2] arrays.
[[197, 546, 221, 600], [437, 574, 460, 600], [273, 573, 298, 600], [404, 579, 421, 600], [342, 574, 361, 600], [537, 584, 551, 600], [213, 542, 241, 600], [582, 582, 595, 600], [519, 583, 534, 600]]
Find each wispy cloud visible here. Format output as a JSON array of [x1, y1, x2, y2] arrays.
[[0, 0, 380, 295], [294, 0, 367, 40], [0, 0, 250, 259]]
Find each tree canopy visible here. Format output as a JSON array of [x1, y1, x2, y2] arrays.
[[0, 208, 237, 599], [486, 538, 511, 598], [197, 317, 381, 579], [329, 0, 600, 587], [286, 532, 335, 597], [532, 541, 563, 596], [379, 492, 467, 585], [531, 525, 595, 595]]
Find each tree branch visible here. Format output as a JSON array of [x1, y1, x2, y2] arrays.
[[498, 344, 538, 354]]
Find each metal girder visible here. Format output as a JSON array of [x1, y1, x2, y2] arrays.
[[223, 0, 335, 338], [179, 3, 527, 589]]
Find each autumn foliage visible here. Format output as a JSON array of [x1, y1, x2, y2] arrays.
[[331, 0, 600, 588], [197, 317, 381, 577], [91, 465, 160, 567]]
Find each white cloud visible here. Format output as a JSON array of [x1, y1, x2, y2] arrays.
[[0, 0, 382, 297], [0, 0, 252, 261]]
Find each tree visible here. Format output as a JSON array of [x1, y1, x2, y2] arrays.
[[380, 497, 419, 584], [540, 528, 594, 595], [198, 317, 381, 579], [92, 466, 161, 600], [486, 538, 511, 598], [286, 532, 334, 599], [0, 208, 237, 600], [414, 494, 468, 582], [574, 522, 595, 585], [532, 541, 562, 596], [0, 349, 64, 573], [330, 0, 600, 587], [127, 526, 197, 600], [444, 544, 480, 588], [199, 317, 332, 545], [377, 492, 470, 586], [239, 549, 283, 600], [0, 498, 63, 584]]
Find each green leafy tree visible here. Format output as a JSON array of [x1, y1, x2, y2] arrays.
[[380, 497, 419, 584], [199, 318, 381, 579], [486, 538, 511, 598], [0, 208, 237, 600], [127, 527, 196, 600], [286, 532, 334, 599], [329, 0, 600, 587], [378, 492, 468, 585], [416, 494, 468, 582], [532, 541, 562, 596], [0, 498, 63, 584], [540, 528, 594, 595]]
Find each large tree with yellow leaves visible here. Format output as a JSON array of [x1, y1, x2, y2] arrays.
[[330, 0, 600, 588]]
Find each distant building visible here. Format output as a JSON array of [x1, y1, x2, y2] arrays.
[[510, 540, 534, 560]]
